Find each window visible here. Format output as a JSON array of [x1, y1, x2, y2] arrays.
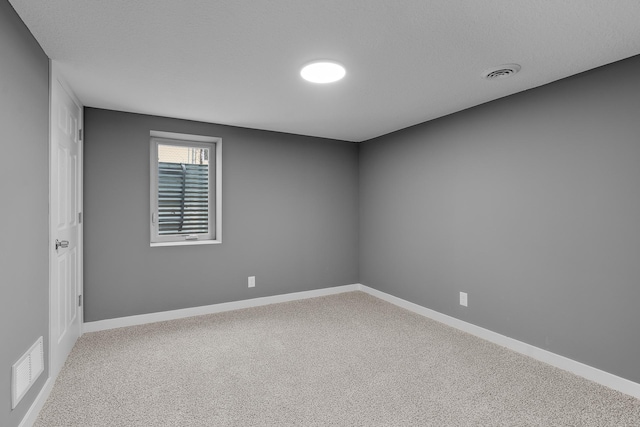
[[150, 131, 222, 246]]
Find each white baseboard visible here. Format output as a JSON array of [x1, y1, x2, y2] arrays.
[[18, 377, 53, 427], [82, 282, 640, 399], [357, 284, 640, 399], [83, 284, 359, 333]]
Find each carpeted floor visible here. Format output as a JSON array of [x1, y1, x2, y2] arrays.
[[35, 291, 640, 426]]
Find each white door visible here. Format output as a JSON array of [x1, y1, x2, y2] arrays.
[[50, 67, 83, 378]]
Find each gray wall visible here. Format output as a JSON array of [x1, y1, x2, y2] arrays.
[[84, 108, 358, 322], [0, 1, 50, 426], [359, 55, 640, 383]]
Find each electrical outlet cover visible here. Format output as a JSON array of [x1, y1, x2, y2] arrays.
[[460, 292, 468, 307]]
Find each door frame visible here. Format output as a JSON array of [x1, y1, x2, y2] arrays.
[[48, 61, 84, 380]]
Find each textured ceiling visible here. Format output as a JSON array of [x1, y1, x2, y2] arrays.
[[9, 0, 640, 142]]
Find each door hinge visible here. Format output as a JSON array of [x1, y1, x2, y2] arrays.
[[78, 129, 83, 141], [78, 295, 83, 307], [78, 212, 82, 224]]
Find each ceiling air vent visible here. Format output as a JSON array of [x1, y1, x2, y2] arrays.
[[483, 64, 521, 80]]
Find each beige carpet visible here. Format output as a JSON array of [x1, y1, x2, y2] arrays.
[[35, 291, 640, 426]]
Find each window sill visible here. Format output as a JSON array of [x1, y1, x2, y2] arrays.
[[150, 239, 221, 248]]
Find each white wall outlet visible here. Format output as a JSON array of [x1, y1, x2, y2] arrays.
[[460, 292, 468, 307], [248, 276, 255, 288]]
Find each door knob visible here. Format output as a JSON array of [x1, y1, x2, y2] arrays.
[[55, 239, 69, 250]]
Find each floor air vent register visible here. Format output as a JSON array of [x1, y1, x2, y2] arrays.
[[12, 336, 44, 409]]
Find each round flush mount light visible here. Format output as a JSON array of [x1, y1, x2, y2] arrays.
[[482, 63, 521, 80], [300, 61, 346, 83]]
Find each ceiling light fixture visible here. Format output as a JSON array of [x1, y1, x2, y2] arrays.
[[300, 61, 346, 84]]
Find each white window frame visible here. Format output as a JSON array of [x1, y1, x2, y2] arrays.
[[150, 130, 222, 247]]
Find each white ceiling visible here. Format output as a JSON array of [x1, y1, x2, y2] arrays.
[[9, 0, 640, 142]]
